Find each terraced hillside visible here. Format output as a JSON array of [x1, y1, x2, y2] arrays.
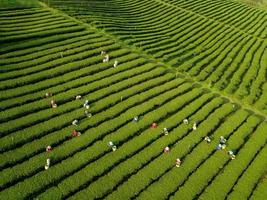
[[45, 0, 267, 115], [0, 0, 267, 200]]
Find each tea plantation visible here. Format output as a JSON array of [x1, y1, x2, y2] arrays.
[[0, 0, 267, 199]]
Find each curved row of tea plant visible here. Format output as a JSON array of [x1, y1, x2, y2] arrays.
[[1, 2, 267, 200], [45, 0, 267, 115]]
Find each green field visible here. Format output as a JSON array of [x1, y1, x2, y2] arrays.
[[0, 0, 267, 199]]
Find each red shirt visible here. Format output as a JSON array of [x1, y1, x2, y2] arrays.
[[151, 123, 158, 128], [72, 130, 78, 137]]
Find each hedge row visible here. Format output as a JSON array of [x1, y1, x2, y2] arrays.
[[0, 54, 141, 110], [0, 8, 44, 17], [0, 32, 102, 66], [0, 69, 174, 190], [0, 34, 107, 74], [205, 35, 248, 87], [146, 17, 212, 59], [164, 0, 267, 38], [0, 30, 90, 56], [213, 36, 256, 90], [127, 15, 205, 51], [0, 11, 52, 24], [0, 62, 159, 147], [250, 174, 267, 200], [0, 82, 202, 199], [170, 115, 262, 199], [244, 47, 267, 105], [0, 68, 172, 189], [118, 11, 198, 48], [0, 24, 85, 44], [224, 39, 262, 94], [105, 103, 235, 200], [152, 20, 222, 61], [0, 21, 79, 37], [194, 31, 245, 81], [227, 136, 267, 200], [0, 17, 69, 34], [0, 45, 126, 90], [199, 121, 267, 199], [0, 38, 113, 80], [0, 46, 127, 93], [0, 57, 147, 124], [65, 93, 222, 200], [137, 109, 250, 200], [56, 0, 267, 111], [235, 41, 265, 101], [35, 86, 206, 198], [163, 24, 229, 68], [36, 87, 212, 200], [0, 70, 175, 170], [183, 29, 242, 76], [0, 14, 59, 28]]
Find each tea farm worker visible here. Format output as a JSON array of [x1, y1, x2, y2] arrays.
[[133, 116, 139, 122], [72, 130, 81, 137], [101, 50, 106, 56], [83, 100, 90, 109], [105, 54, 109, 62], [192, 122, 197, 131], [175, 158, 181, 167], [85, 110, 92, 118], [72, 119, 79, 126], [216, 143, 226, 150], [219, 136, 227, 149], [114, 60, 118, 68], [112, 145, 117, 151], [45, 92, 52, 98], [219, 136, 227, 144], [50, 100, 57, 108], [216, 143, 222, 150], [108, 141, 114, 147], [164, 146, 170, 153], [103, 54, 109, 63], [108, 141, 117, 151], [204, 136, 211, 143], [46, 145, 52, 152], [76, 95, 82, 100], [151, 122, 158, 128], [183, 119, 189, 125], [228, 150, 236, 160], [45, 158, 50, 170], [163, 127, 168, 135]]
